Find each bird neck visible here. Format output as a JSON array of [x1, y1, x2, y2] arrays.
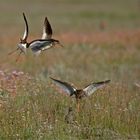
[[26, 43, 30, 48], [75, 90, 84, 99]]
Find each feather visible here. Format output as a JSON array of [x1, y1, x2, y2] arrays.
[[50, 77, 77, 96], [42, 17, 52, 39], [29, 40, 53, 53], [22, 13, 29, 42], [83, 80, 110, 96]]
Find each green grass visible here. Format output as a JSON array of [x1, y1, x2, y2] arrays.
[[0, 82, 139, 139], [0, 0, 139, 32], [0, 0, 140, 139], [0, 43, 140, 139]]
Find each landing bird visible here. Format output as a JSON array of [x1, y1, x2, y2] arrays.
[[28, 16, 63, 55], [50, 77, 110, 112], [8, 13, 29, 61]]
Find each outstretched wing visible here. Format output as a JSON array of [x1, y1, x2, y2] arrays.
[[42, 17, 52, 39], [83, 80, 110, 96], [50, 77, 77, 96], [29, 39, 53, 55], [21, 13, 29, 42]]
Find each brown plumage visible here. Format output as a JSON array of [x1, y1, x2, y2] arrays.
[[42, 17, 52, 39], [50, 77, 111, 111]]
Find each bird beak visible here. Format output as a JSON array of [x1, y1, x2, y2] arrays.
[[54, 41, 63, 47], [58, 43, 64, 47]]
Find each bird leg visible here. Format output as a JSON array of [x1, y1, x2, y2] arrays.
[[15, 51, 22, 62], [8, 48, 19, 55], [76, 99, 80, 113]]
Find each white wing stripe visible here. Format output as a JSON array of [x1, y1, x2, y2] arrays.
[[83, 80, 110, 96], [50, 78, 76, 96]]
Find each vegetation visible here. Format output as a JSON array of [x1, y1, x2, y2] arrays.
[[0, 0, 140, 139]]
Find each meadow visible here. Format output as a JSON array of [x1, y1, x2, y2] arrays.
[[0, 0, 140, 139]]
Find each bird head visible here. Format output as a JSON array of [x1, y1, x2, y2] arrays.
[[17, 40, 28, 54], [53, 39, 64, 47]]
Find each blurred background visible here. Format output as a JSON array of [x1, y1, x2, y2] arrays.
[[0, 0, 139, 78], [0, 0, 140, 139]]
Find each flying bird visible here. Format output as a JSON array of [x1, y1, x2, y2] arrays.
[[8, 13, 63, 61], [8, 13, 29, 61], [50, 77, 110, 112], [28, 16, 63, 55]]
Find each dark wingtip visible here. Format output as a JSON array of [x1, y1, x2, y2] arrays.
[[22, 12, 25, 18], [45, 16, 48, 20], [21, 12, 29, 42], [22, 13, 26, 23], [94, 79, 111, 85], [50, 77, 64, 85], [22, 12, 27, 21], [49, 76, 53, 80], [50, 77, 56, 81], [104, 80, 111, 83], [44, 17, 49, 24]]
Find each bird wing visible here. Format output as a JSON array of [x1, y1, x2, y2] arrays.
[[83, 80, 110, 96], [50, 77, 77, 96], [22, 13, 29, 42], [29, 40, 53, 53], [42, 17, 52, 39]]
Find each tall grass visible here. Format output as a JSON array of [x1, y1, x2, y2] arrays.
[[0, 0, 140, 139], [0, 42, 140, 139]]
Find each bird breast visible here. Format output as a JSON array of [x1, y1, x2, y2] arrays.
[[18, 43, 27, 53], [76, 90, 85, 99]]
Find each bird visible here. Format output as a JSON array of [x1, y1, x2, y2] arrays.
[[65, 107, 75, 124], [8, 13, 29, 61], [50, 77, 111, 112], [9, 13, 63, 61], [27, 16, 63, 55]]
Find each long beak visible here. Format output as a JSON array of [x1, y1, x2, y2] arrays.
[[57, 43, 64, 47], [8, 48, 19, 55], [60, 43, 64, 47]]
